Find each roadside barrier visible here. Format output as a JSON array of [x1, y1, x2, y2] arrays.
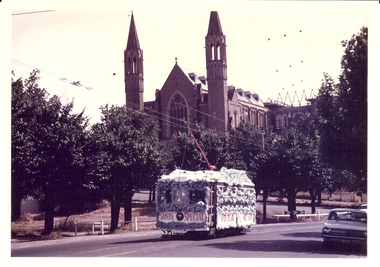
[[74, 220, 110, 236], [73, 218, 156, 236], [273, 210, 328, 222], [124, 218, 156, 232]]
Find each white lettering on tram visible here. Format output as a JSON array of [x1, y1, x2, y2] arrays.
[[158, 212, 206, 223]]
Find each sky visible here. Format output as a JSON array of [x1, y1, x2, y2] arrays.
[[7, 0, 376, 125]]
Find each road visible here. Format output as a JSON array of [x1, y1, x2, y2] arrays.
[[11, 222, 366, 258]]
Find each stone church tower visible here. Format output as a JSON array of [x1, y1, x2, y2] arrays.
[[205, 11, 228, 132], [124, 12, 144, 110]]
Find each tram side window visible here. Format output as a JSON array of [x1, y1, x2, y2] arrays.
[[189, 189, 205, 204]]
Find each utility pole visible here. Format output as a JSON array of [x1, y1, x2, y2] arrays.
[[261, 130, 267, 223]]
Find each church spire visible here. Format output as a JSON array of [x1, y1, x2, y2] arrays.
[[207, 11, 224, 35], [126, 12, 140, 50], [205, 11, 228, 132], [124, 12, 144, 110]]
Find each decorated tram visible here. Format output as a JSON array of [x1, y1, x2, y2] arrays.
[[156, 167, 256, 237]]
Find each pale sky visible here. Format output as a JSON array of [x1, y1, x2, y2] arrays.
[[8, 0, 376, 124]]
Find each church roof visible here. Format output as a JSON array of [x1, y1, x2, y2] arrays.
[[180, 65, 208, 91], [175, 64, 264, 107], [207, 11, 224, 35], [126, 13, 141, 50], [229, 87, 265, 107]]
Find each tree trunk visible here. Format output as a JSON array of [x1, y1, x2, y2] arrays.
[[110, 198, 121, 233], [309, 189, 316, 214], [123, 189, 133, 225], [43, 206, 55, 234], [287, 191, 297, 219], [262, 188, 268, 223], [11, 193, 22, 222], [317, 191, 322, 206]]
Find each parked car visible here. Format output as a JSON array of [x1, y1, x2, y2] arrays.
[[322, 208, 367, 249], [359, 204, 367, 211]]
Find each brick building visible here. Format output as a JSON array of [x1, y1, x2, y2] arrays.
[[124, 11, 317, 140]]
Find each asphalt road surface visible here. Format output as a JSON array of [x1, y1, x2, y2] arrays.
[[11, 222, 366, 259]]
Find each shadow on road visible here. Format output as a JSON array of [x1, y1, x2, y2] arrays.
[[200, 239, 366, 257], [281, 231, 321, 238]]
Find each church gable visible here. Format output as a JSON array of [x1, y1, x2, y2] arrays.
[[160, 63, 195, 98]]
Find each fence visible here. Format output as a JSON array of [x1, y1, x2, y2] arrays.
[[124, 218, 156, 232], [74, 220, 110, 236], [73, 218, 156, 236], [273, 210, 329, 222]]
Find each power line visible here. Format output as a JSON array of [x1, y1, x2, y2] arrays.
[[124, 100, 265, 148], [12, 10, 55, 16], [12, 58, 93, 90]]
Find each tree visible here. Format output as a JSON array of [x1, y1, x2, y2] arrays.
[[11, 70, 45, 221], [228, 123, 265, 170], [171, 130, 206, 171], [11, 70, 90, 233], [293, 114, 325, 213], [262, 127, 317, 216], [171, 124, 231, 171], [36, 98, 89, 234], [317, 27, 367, 193], [90, 105, 168, 233]]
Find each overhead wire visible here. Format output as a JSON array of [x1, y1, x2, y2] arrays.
[[12, 58, 93, 90], [11, 63, 306, 149], [12, 10, 55, 16], [124, 99, 268, 148]]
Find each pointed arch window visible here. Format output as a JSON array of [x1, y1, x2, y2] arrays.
[[127, 58, 132, 74], [210, 44, 215, 60], [133, 57, 137, 74], [216, 43, 220, 60], [169, 93, 188, 136]]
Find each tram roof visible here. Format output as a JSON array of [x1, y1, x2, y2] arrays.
[[158, 167, 254, 187]]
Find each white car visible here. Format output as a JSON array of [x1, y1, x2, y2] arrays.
[[359, 204, 367, 211], [322, 208, 367, 249]]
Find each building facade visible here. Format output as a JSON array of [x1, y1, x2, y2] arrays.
[[124, 11, 316, 140]]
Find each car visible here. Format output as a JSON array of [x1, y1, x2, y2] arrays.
[[359, 204, 367, 211], [322, 208, 367, 249]]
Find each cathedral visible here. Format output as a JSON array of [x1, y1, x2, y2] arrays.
[[124, 11, 317, 140]]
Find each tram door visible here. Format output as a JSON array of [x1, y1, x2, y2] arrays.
[[208, 183, 217, 234]]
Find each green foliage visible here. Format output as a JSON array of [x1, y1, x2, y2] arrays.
[[317, 27, 367, 193], [228, 123, 264, 170], [171, 131, 205, 171], [11, 70, 45, 220], [90, 105, 168, 191], [89, 105, 169, 231], [11, 70, 90, 232], [170, 124, 231, 171]]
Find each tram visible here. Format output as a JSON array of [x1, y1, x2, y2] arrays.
[[156, 123, 256, 237], [156, 167, 256, 237]]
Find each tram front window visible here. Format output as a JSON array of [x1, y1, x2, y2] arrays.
[[174, 187, 187, 204], [189, 189, 205, 204], [159, 189, 172, 204]]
